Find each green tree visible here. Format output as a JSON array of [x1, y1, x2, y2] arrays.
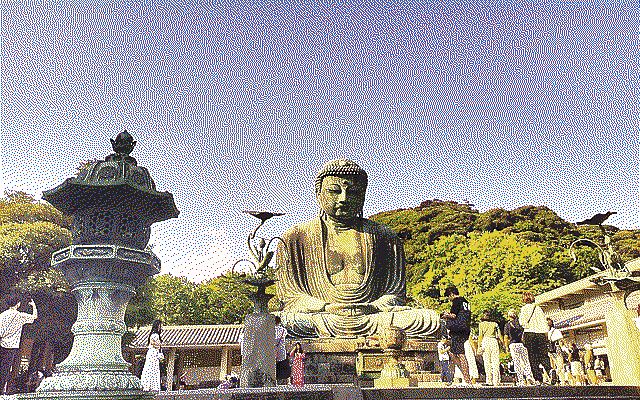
[[127, 272, 255, 327], [190, 272, 253, 324], [0, 191, 75, 373], [145, 274, 196, 325], [0, 191, 71, 296], [371, 200, 640, 326]]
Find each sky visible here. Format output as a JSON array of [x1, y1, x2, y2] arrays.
[[1, 1, 638, 282]]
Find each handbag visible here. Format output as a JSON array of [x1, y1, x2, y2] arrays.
[[276, 358, 291, 380], [524, 305, 537, 329]]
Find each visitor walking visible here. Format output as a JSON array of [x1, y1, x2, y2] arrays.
[[289, 342, 305, 386], [464, 338, 479, 384], [547, 318, 566, 385], [560, 341, 575, 385], [570, 343, 586, 385], [140, 320, 164, 391], [504, 309, 535, 386], [594, 356, 605, 384], [584, 343, 597, 385], [441, 286, 472, 385], [477, 310, 503, 386], [0, 293, 38, 395], [274, 316, 290, 384], [519, 292, 550, 384], [438, 337, 452, 384]]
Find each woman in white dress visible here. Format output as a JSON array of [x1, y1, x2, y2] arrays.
[[140, 320, 163, 391]]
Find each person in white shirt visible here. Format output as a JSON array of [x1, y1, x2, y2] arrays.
[[518, 291, 550, 384], [437, 337, 452, 383], [0, 293, 37, 395]]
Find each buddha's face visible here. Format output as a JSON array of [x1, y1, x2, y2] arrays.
[[317, 175, 366, 222]]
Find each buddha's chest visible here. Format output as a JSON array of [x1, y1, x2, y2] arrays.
[[324, 229, 366, 285]]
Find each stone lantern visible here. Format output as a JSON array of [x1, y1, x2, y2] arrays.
[[23, 131, 178, 399]]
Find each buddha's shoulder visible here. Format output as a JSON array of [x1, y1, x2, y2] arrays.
[[361, 219, 399, 238], [281, 219, 318, 238], [281, 218, 399, 239]]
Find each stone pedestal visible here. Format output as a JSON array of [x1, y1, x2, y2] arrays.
[[37, 282, 138, 392], [240, 280, 276, 388], [295, 338, 436, 385], [373, 349, 414, 388], [605, 288, 640, 385], [240, 312, 276, 387]]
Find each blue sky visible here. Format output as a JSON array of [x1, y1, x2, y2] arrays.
[[2, 1, 638, 282]]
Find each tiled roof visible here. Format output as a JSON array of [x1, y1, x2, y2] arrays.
[[128, 324, 243, 350], [536, 257, 640, 305]]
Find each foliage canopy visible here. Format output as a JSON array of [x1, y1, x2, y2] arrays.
[[371, 200, 640, 325]]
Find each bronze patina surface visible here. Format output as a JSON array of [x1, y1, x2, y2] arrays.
[[275, 159, 440, 339]]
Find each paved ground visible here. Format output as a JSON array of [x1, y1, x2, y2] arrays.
[[3, 384, 639, 400], [155, 384, 640, 400]]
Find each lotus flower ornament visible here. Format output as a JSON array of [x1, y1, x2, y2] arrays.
[[233, 210, 285, 279]]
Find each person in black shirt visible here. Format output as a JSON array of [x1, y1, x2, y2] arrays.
[[441, 286, 471, 385]]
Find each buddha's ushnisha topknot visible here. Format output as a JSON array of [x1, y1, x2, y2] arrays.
[[314, 159, 368, 194]]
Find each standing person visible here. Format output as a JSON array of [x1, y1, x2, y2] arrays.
[[594, 356, 605, 384], [570, 343, 586, 385], [583, 344, 597, 385], [477, 310, 503, 386], [464, 338, 479, 384], [547, 318, 565, 385], [519, 292, 550, 384], [560, 341, 575, 385], [274, 316, 290, 385], [504, 309, 535, 386], [0, 293, 38, 395], [140, 320, 164, 391], [441, 286, 472, 385], [437, 337, 452, 384], [289, 342, 305, 386]]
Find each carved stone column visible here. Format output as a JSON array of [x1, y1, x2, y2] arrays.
[[37, 283, 136, 392], [240, 281, 276, 388], [18, 132, 178, 400]]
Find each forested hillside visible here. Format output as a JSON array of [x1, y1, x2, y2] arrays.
[[371, 200, 640, 322], [4, 192, 638, 330]]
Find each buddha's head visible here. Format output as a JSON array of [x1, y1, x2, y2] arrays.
[[315, 159, 368, 223]]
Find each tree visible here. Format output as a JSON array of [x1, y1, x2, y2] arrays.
[[370, 200, 640, 325], [145, 274, 196, 325], [127, 272, 255, 327], [0, 191, 71, 296], [190, 272, 253, 325], [0, 191, 74, 379]]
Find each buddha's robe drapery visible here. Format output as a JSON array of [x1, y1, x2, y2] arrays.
[[275, 217, 440, 338]]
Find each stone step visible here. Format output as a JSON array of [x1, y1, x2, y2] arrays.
[[410, 372, 442, 382]]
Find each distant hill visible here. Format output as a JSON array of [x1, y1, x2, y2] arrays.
[[370, 200, 640, 322]]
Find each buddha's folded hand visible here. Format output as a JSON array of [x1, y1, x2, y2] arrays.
[[325, 303, 378, 316]]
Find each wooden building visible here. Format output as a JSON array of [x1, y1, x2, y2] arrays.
[[126, 324, 243, 391], [536, 257, 640, 384]]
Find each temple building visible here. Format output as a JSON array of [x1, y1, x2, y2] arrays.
[[125, 324, 243, 390], [536, 257, 640, 385]]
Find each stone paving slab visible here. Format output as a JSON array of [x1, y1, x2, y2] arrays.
[[152, 384, 640, 400], [362, 385, 640, 400], [6, 385, 638, 400]]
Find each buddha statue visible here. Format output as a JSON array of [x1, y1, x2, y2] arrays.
[[275, 159, 440, 339]]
